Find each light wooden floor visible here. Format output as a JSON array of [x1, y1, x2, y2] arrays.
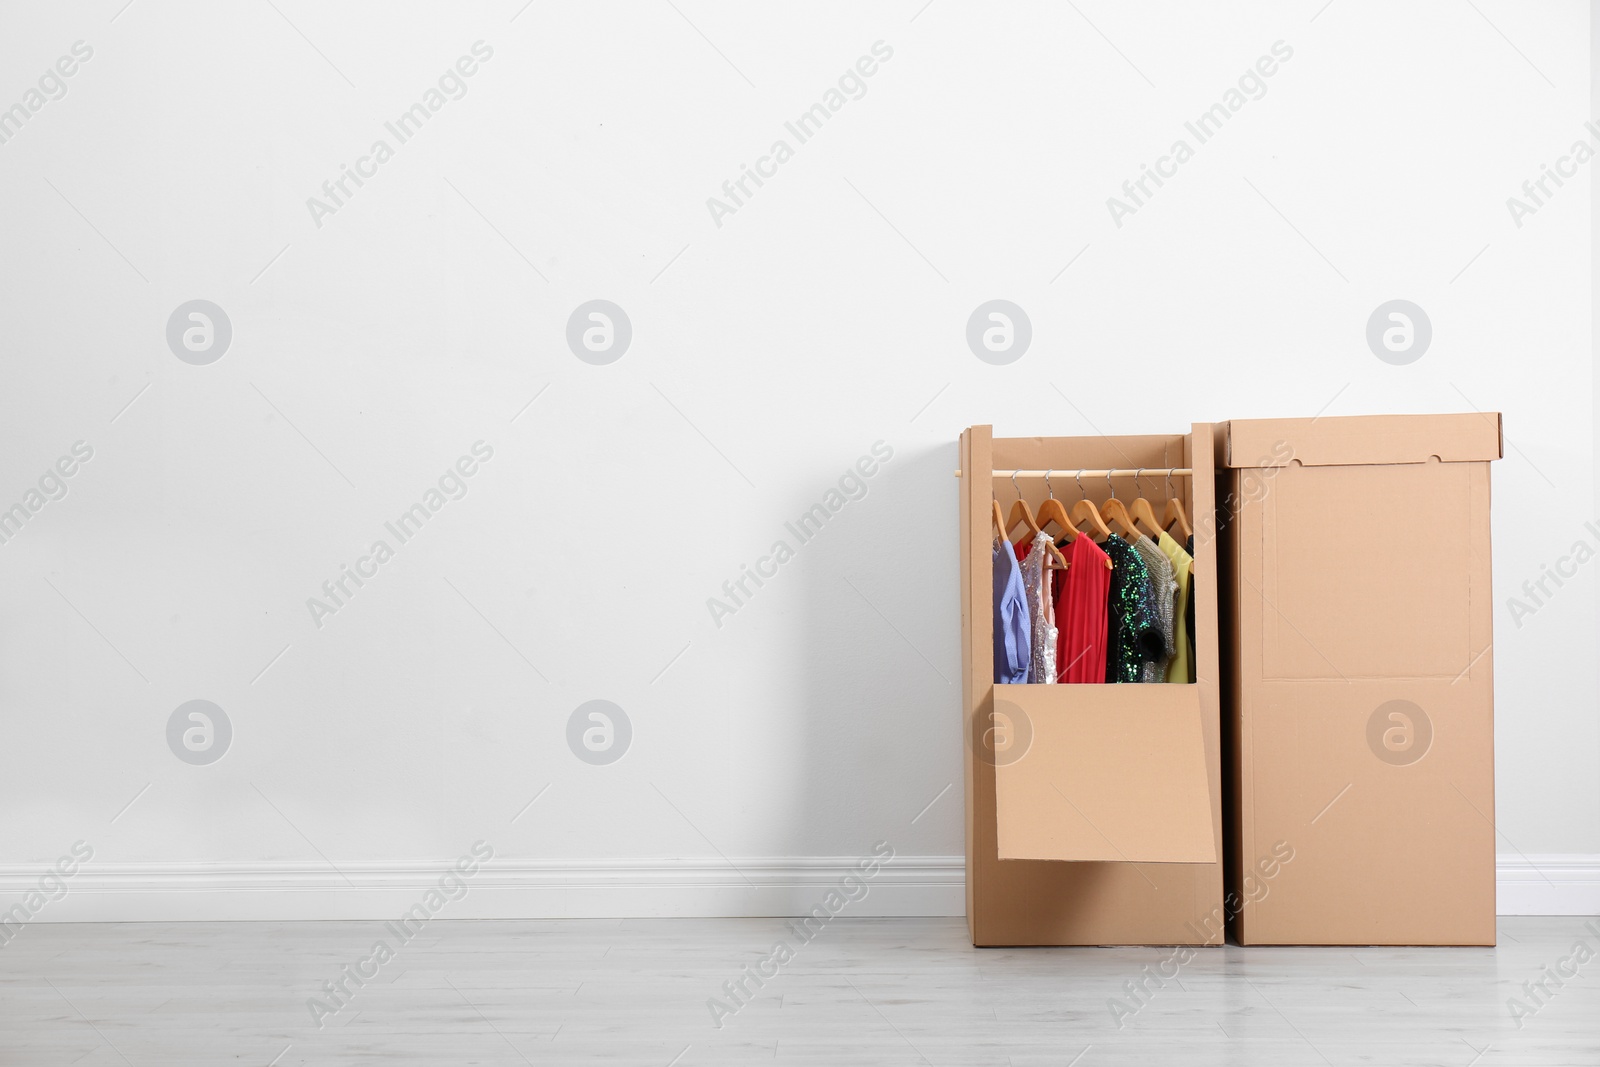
[[3, 916, 1598, 1065]]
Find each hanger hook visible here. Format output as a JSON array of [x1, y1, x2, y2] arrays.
[[1010, 470, 1022, 501], [1166, 467, 1175, 498], [1043, 468, 1055, 499], [1134, 467, 1144, 496], [1075, 469, 1085, 497], [1107, 468, 1116, 500]]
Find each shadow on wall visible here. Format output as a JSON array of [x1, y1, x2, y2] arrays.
[[785, 439, 962, 864]]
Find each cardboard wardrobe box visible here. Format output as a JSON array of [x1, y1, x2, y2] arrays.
[[958, 424, 1225, 947], [1216, 413, 1502, 945]]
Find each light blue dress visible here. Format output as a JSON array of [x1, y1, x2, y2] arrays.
[[992, 540, 1031, 683]]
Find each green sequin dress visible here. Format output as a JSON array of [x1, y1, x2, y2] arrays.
[[1101, 535, 1165, 683]]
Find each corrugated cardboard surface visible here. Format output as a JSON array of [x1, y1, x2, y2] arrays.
[[960, 425, 1225, 947], [1226, 412, 1502, 468], [1220, 413, 1499, 945], [994, 685, 1216, 864]]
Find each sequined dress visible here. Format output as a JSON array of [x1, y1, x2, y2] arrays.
[[1101, 534, 1164, 683], [1131, 534, 1178, 683], [1020, 533, 1058, 684]]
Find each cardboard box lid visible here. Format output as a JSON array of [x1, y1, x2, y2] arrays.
[[991, 686, 1217, 864], [1224, 413, 1502, 469]]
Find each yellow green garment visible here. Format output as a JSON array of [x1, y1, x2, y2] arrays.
[[1156, 531, 1194, 683]]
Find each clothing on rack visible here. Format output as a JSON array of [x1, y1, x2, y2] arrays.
[[1054, 533, 1110, 683], [1131, 534, 1177, 684], [1102, 534, 1165, 684], [1020, 533, 1058, 684], [992, 539, 1030, 683], [987, 474, 1196, 685], [1156, 530, 1194, 684]]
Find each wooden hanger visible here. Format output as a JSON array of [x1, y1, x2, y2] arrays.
[[994, 495, 1070, 569], [1162, 467, 1192, 539], [1043, 539, 1070, 570], [1127, 468, 1165, 540], [998, 470, 1069, 570], [1035, 470, 1077, 543], [1068, 472, 1114, 568], [1071, 499, 1113, 542], [1099, 471, 1141, 542], [1004, 471, 1040, 543]]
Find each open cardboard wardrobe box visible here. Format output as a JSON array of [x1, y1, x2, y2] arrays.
[[958, 414, 1501, 948], [958, 423, 1226, 947]]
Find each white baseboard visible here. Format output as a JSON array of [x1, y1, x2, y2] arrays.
[[0, 856, 967, 923], [1, 855, 1593, 922], [1497, 854, 1600, 916]]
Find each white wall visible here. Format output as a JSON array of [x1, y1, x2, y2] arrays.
[[0, 0, 1594, 919]]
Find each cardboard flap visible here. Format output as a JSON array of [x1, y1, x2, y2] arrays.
[[992, 686, 1216, 863], [1225, 413, 1502, 469]]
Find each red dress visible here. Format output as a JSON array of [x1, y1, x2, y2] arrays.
[[1054, 535, 1110, 683]]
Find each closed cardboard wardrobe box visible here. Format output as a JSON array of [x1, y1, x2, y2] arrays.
[[1217, 413, 1502, 945], [959, 425, 1225, 947]]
